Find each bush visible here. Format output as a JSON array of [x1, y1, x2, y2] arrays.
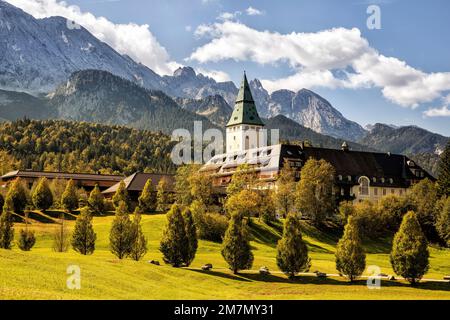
[[17, 229, 36, 251], [377, 194, 412, 231], [352, 200, 383, 238], [436, 197, 450, 247], [191, 201, 228, 242]]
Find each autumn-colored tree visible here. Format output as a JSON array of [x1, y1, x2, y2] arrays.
[[276, 212, 310, 279], [436, 197, 450, 247], [225, 189, 260, 219], [335, 216, 366, 282], [6, 177, 28, 213], [295, 159, 336, 225], [88, 184, 105, 214], [112, 180, 131, 211], [408, 178, 439, 239], [138, 179, 156, 212], [32, 177, 53, 212], [61, 179, 78, 212], [390, 211, 429, 284], [274, 160, 297, 218], [156, 178, 171, 212], [226, 164, 257, 196]]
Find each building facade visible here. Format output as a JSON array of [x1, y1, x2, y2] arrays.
[[201, 73, 435, 203]]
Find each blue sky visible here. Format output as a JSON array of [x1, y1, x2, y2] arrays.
[[9, 0, 450, 136]]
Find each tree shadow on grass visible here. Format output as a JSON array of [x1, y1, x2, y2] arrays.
[[16, 211, 54, 224], [45, 210, 76, 220], [185, 268, 252, 282], [186, 269, 450, 292]]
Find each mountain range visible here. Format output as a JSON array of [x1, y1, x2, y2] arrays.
[[0, 0, 448, 172]]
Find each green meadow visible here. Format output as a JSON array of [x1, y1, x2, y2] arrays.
[[1, 212, 449, 300]]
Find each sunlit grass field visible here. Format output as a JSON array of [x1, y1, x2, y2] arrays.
[[1, 211, 449, 300]]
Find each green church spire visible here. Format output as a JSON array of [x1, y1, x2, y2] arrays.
[[226, 72, 264, 127]]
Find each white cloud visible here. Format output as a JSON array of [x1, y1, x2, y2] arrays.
[[6, 0, 178, 75], [423, 106, 450, 117], [423, 94, 450, 117], [217, 11, 241, 21], [189, 21, 450, 108], [196, 68, 231, 82], [246, 6, 264, 16]]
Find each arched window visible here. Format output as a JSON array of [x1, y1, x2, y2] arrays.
[[358, 176, 370, 196]]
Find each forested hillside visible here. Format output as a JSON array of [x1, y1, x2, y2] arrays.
[[0, 119, 177, 175]]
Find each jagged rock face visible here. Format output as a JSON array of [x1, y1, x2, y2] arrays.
[[47, 69, 218, 134], [162, 67, 238, 106], [175, 94, 232, 127], [0, 1, 162, 93]]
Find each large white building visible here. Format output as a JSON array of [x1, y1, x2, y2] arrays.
[[201, 72, 435, 202]]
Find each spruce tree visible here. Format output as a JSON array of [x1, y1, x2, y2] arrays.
[[109, 201, 133, 259], [129, 207, 148, 261], [112, 181, 131, 211], [32, 177, 53, 212], [61, 179, 79, 212], [182, 207, 198, 266], [276, 212, 310, 279], [6, 178, 27, 213], [156, 178, 170, 212], [390, 211, 429, 284], [71, 207, 96, 255], [335, 216, 366, 282], [53, 213, 70, 252], [221, 212, 253, 274], [138, 179, 156, 213], [436, 197, 450, 247], [437, 141, 450, 197], [0, 198, 14, 249], [160, 204, 189, 267], [88, 184, 105, 214]]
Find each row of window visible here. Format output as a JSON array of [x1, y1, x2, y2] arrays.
[[338, 175, 394, 184], [211, 148, 273, 164], [358, 186, 404, 197]]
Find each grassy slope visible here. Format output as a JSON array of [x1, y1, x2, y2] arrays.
[[0, 212, 449, 300]]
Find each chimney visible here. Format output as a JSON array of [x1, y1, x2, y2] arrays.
[[341, 141, 349, 151]]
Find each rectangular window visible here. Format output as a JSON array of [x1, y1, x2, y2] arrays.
[[383, 188, 386, 196], [374, 188, 378, 196]]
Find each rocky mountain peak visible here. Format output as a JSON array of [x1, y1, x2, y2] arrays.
[[173, 66, 196, 78]]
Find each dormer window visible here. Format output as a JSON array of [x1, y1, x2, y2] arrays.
[[381, 178, 385, 183], [347, 175, 351, 181], [338, 175, 343, 181], [372, 177, 377, 183]]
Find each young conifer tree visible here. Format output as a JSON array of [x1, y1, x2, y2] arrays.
[[138, 179, 156, 213], [156, 178, 170, 212], [71, 207, 96, 255], [182, 207, 198, 266], [390, 211, 429, 284], [32, 177, 53, 212], [61, 179, 79, 212], [129, 206, 148, 261], [112, 181, 131, 211], [6, 178, 28, 213], [160, 204, 189, 267], [276, 212, 310, 279], [88, 184, 105, 215], [335, 215, 366, 282], [109, 201, 134, 259], [0, 197, 15, 249], [221, 212, 253, 274]]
